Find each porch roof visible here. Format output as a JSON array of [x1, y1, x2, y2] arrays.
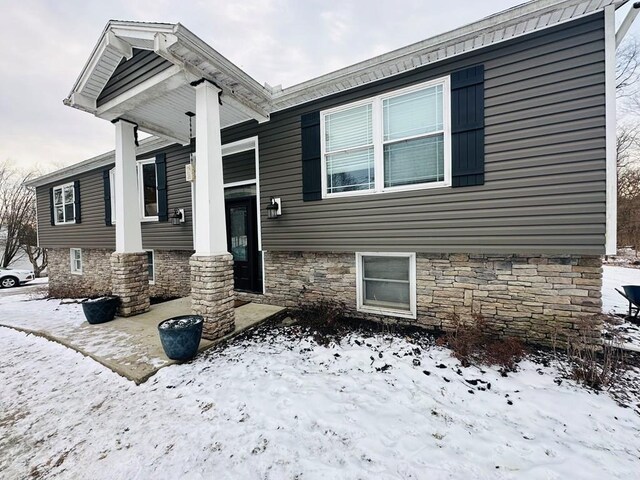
[[64, 21, 273, 144]]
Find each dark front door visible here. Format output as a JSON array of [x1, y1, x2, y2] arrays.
[[225, 196, 261, 292]]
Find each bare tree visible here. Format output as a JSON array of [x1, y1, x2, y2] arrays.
[[0, 170, 34, 267], [0, 163, 47, 275]]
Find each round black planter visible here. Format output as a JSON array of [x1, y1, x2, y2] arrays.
[[82, 296, 119, 325], [158, 315, 204, 361]]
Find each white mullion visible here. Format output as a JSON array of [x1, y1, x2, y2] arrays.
[[373, 97, 384, 192]]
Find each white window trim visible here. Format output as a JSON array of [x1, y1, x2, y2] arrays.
[[321, 77, 451, 199], [146, 249, 155, 285], [109, 168, 117, 224], [53, 182, 76, 225], [137, 158, 159, 222], [356, 252, 417, 320], [70, 248, 82, 275]]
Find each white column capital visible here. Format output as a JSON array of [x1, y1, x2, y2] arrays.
[[192, 79, 222, 94]]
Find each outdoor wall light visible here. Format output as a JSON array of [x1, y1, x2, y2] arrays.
[[266, 197, 282, 219], [171, 208, 185, 225]]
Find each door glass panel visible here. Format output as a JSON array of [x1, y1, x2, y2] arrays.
[[229, 206, 248, 261]]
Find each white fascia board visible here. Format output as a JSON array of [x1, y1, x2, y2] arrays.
[[133, 118, 190, 145], [173, 24, 272, 103], [605, 4, 618, 255], [95, 64, 186, 120]]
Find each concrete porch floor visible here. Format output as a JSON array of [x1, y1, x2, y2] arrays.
[[2, 297, 285, 384]]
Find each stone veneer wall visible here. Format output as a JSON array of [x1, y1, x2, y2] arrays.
[[48, 248, 112, 298], [48, 248, 193, 300], [149, 250, 193, 299], [240, 251, 603, 345]]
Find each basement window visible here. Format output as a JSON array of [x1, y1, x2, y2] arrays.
[[70, 248, 82, 275], [146, 250, 155, 284], [356, 252, 416, 319]]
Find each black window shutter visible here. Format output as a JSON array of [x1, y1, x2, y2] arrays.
[[73, 180, 82, 223], [49, 188, 55, 226], [451, 65, 485, 187], [156, 153, 168, 221], [103, 170, 112, 226], [301, 111, 322, 201]]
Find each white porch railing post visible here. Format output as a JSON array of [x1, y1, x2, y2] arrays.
[[114, 119, 143, 253], [194, 80, 227, 255]]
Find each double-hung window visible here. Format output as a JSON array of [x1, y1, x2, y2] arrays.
[[137, 159, 158, 221], [356, 253, 416, 319], [321, 77, 450, 197], [53, 183, 75, 224]]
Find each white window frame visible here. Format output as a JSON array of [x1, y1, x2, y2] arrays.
[[137, 158, 158, 222], [146, 249, 155, 285], [53, 182, 76, 225], [109, 168, 116, 224], [356, 252, 417, 319], [70, 248, 82, 275], [321, 77, 451, 198]]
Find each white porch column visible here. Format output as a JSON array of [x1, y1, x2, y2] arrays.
[[190, 80, 235, 340], [114, 119, 142, 253], [111, 119, 149, 317], [194, 80, 227, 255]]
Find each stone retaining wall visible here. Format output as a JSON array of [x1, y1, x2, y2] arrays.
[[48, 248, 112, 298], [253, 251, 603, 345]]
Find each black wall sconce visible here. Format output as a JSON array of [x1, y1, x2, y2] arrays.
[[171, 208, 185, 225], [266, 197, 282, 219]]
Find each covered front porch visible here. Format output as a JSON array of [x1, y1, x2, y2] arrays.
[[65, 21, 273, 339], [0, 295, 285, 384]]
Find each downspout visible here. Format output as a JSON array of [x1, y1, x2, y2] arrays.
[[605, 5, 618, 255]]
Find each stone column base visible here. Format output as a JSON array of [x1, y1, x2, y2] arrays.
[[190, 254, 235, 340], [110, 252, 150, 317]]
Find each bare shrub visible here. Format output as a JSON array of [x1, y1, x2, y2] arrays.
[[555, 317, 627, 391], [443, 314, 526, 374], [289, 299, 349, 345]]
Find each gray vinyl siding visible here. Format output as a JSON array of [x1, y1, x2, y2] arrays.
[[37, 144, 194, 250], [221, 13, 606, 255], [37, 170, 115, 249], [96, 49, 173, 107], [223, 150, 256, 184]]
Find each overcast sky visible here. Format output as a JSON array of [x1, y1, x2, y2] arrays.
[[1, 0, 638, 172]]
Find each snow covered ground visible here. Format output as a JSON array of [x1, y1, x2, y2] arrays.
[[602, 266, 640, 350], [1, 324, 639, 479], [0, 266, 639, 479]]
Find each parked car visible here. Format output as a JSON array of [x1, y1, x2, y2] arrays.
[[0, 267, 35, 288]]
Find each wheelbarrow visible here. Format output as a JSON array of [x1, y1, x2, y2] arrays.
[[615, 285, 640, 323]]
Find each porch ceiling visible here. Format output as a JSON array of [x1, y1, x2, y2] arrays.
[[99, 83, 255, 145]]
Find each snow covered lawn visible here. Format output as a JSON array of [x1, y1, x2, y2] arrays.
[[602, 266, 640, 350], [1, 323, 639, 479]]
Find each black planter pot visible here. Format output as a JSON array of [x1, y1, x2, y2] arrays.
[[158, 315, 204, 361], [82, 296, 120, 325]]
